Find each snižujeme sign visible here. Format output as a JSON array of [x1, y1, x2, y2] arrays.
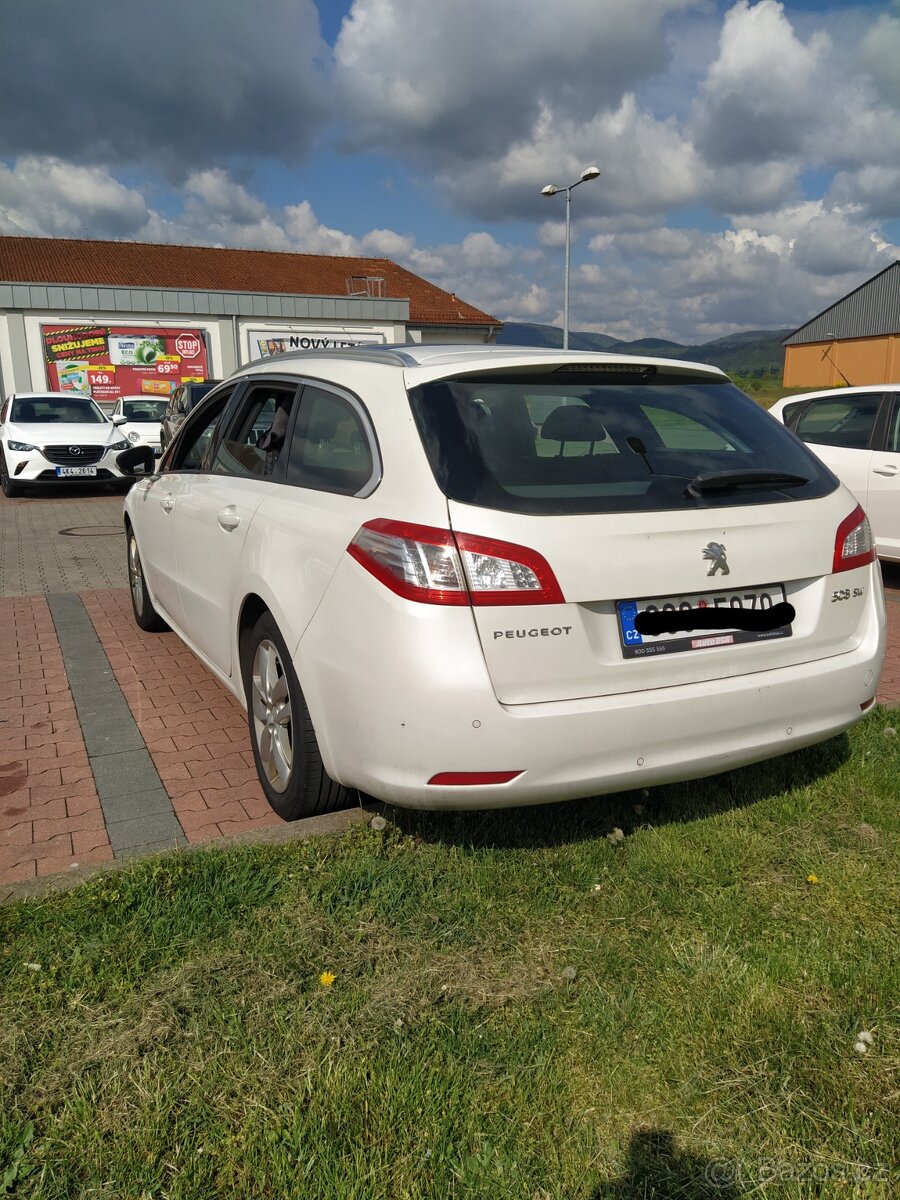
[[42, 324, 209, 404]]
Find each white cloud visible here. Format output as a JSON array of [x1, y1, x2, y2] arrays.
[[789, 211, 892, 277], [184, 171, 268, 224], [0, 156, 148, 237], [334, 0, 699, 160], [859, 5, 900, 108], [827, 166, 900, 220], [440, 95, 702, 223], [693, 0, 830, 165], [359, 228, 416, 258], [282, 202, 360, 255]]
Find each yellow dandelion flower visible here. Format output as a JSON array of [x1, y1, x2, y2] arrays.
[[319, 970, 336, 987], [806, 874, 819, 885]]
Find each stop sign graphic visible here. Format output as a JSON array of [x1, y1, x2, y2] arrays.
[[174, 334, 202, 359]]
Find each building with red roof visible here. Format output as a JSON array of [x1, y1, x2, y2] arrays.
[[0, 236, 500, 402]]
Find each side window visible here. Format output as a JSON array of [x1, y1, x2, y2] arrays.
[[887, 400, 900, 454], [794, 395, 880, 450], [779, 401, 806, 431], [640, 405, 742, 452], [170, 391, 233, 472], [211, 383, 298, 479], [285, 385, 374, 495]]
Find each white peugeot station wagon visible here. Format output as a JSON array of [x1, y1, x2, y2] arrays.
[[123, 346, 887, 818]]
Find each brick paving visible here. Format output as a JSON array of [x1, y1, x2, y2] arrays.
[[82, 589, 283, 845], [0, 595, 113, 883]]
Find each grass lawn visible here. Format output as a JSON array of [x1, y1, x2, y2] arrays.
[[2, 709, 898, 1198], [730, 377, 818, 410]]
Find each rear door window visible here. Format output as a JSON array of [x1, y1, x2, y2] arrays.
[[210, 383, 298, 479], [793, 394, 881, 450], [887, 398, 900, 453], [284, 384, 377, 495], [408, 368, 837, 515]]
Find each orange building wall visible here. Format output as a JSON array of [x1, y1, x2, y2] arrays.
[[784, 334, 900, 387]]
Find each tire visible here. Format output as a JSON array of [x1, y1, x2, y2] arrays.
[[240, 610, 350, 821], [0, 453, 23, 497], [126, 526, 167, 632]]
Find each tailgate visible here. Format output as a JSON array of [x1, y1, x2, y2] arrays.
[[449, 493, 870, 704]]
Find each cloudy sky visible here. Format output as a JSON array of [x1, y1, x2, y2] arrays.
[[1, 0, 898, 343]]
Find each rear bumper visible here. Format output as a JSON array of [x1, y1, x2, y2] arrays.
[[296, 559, 887, 810]]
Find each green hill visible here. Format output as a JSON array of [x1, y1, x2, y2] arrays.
[[497, 322, 792, 377], [496, 322, 619, 351]]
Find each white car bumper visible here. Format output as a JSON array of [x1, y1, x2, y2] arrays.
[[294, 559, 887, 810], [4, 443, 131, 483]]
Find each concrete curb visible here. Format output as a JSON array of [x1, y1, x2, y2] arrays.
[[47, 592, 188, 857], [0, 803, 374, 905]]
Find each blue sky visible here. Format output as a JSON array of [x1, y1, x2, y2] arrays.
[[1, 0, 897, 343]]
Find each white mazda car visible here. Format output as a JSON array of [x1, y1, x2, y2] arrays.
[[0, 391, 133, 496], [769, 385, 899, 563], [110, 395, 168, 460], [123, 346, 886, 818]]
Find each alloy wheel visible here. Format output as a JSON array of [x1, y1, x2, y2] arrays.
[[128, 535, 144, 612], [251, 639, 294, 793]]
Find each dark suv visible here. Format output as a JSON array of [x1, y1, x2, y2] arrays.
[[159, 381, 220, 452]]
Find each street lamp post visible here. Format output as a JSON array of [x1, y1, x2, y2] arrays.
[[540, 167, 600, 350]]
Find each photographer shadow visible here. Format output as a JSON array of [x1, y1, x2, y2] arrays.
[[591, 1129, 741, 1199]]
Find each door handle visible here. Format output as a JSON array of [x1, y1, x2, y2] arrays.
[[161, 494, 175, 513], [217, 506, 241, 532], [872, 463, 898, 477]]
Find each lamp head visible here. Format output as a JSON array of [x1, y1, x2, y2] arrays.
[[581, 166, 601, 181], [540, 184, 559, 196]]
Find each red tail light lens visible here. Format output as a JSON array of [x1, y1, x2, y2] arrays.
[[348, 519, 564, 606], [428, 771, 523, 786], [832, 504, 876, 574]]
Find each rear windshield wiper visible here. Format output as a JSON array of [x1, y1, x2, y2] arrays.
[[686, 469, 810, 498]]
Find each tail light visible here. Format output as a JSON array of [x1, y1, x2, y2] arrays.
[[833, 505, 876, 574], [348, 518, 564, 606]]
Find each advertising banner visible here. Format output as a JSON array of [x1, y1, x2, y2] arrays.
[[42, 324, 209, 404], [247, 328, 386, 360]]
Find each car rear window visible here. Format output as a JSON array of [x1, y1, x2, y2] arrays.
[[122, 399, 168, 420], [408, 367, 838, 515], [185, 383, 218, 410]]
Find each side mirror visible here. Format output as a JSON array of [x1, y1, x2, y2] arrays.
[[112, 414, 128, 426]]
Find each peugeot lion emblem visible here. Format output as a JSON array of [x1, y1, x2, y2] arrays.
[[702, 541, 729, 576], [69, 446, 82, 456]]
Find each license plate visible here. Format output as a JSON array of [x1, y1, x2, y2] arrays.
[[55, 466, 98, 478], [617, 584, 792, 658]]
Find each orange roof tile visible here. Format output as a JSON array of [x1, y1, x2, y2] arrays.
[[0, 236, 499, 328]]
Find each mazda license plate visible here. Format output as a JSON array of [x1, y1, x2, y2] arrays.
[[56, 466, 98, 478]]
